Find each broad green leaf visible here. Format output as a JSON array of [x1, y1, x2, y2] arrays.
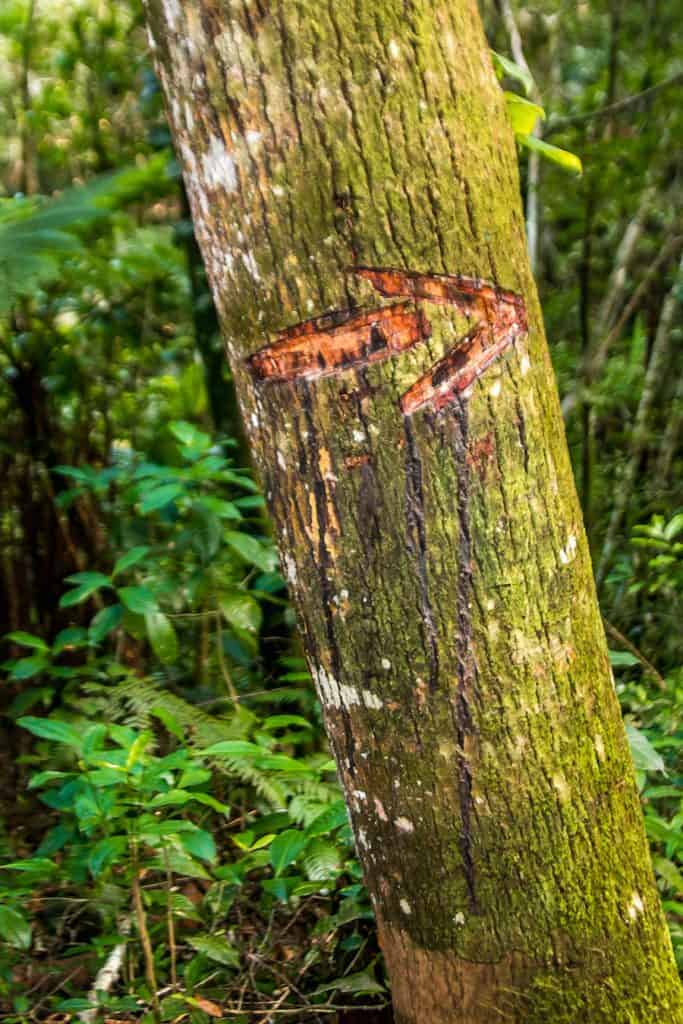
[[88, 836, 127, 875], [52, 627, 88, 653], [170, 420, 212, 452], [64, 571, 111, 588], [269, 829, 308, 875], [225, 532, 278, 573], [112, 546, 150, 577], [187, 933, 239, 967], [18, 716, 82, 749], [10, 655, 48, 680], [0, 858, 56, 875], [517, 133, 583, 175], [313, 970, 385, 996], [150, 705, 184, 742], [198, 495, 241, 520], [139, 483, 184, 513], [626, 725, 666, 773], [306, 800, 348, 838], [59, 571, 110, 607], [28, 770, 72, 789], [491, 51, 534, 96], [179, 828, 217, 862], [125, 731, 152, 769], [200, 740, 263, 758], [118, 585, 158, 615], [505, 92, 545, 135], [154, 849, 212, 880], [220, 591, 263, 634], [0, 906, 31, 950], [89, 604, 123, 644], [145, 610, 178, 663], [609, 649, 640, 668], [262, 715, 313, 732], [256, 754, 312, 773], [4, 631, 48, 651]]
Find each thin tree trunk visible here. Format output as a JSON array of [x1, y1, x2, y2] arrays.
[[597, 259, 683, 587], [498, 0, 541, 273], [144, 2, 683, 1020]]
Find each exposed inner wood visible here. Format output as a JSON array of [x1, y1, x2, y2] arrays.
[[247, 302, 431, 383]]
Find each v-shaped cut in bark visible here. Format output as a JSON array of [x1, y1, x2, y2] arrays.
[[247, 267, 527, 413]]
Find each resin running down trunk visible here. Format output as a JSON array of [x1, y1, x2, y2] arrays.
[[143, 1, 682, 1020]]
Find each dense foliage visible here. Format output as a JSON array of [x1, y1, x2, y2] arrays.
[[0, 0, 681, 1020]]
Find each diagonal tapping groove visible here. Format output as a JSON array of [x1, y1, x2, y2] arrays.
[[246, 266, 527, 410], [247, 302, 431, 383]]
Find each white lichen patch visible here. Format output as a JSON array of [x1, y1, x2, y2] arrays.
[[454, 911, 465, 926], [394, 817, 414, 833], [552, 772, 570, 804], [374, 798, 388, 821], [489, 378, 502, 398], [399, 898, 412, 915], [162, 0, 182, 29], [282, 554, 297, 588], [594, 733, 606, 763], [312, 666, 383, 711], [241, 251, 261, 281], [381, 657, 391, 671], [201, 135, 238, 193], [627, 890, 645, 921], [559, 533, 578, 565], [520, 352, 531, 376], [352, 789, 367, 802]]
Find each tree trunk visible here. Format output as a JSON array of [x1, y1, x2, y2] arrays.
[[143, 1, 682, 1020]]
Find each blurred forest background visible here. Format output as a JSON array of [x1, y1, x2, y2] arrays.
[[0, 0, 681, 1020]]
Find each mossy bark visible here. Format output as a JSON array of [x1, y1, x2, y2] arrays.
[[143, 1, 683, 1020]]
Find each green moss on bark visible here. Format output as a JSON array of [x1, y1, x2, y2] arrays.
[[144, 0, 683, 1019]]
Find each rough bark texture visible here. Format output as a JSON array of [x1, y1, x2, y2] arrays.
[[143, 1, 683, 1020]]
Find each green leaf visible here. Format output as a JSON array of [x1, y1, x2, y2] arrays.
[[88, 836, 127, 876], [491, 51, 534, 96], [179, 828, 217, 862], [118, 586, 158, 615], [10, 654, 48, 680], [269, 829, 308, 875], [225, 532, 278, 573], [139, 483, 184, 513], [609, 649, 640, 668], [306, 800, 348, 838], [59, 572, 110, 607], [626, 725, 666, 773], [4, 631, 48, 651], [18, 716, 82, 749], [200, 740, 264, 758], [52, 626, 89, 653], [112, 546, 150, 578], [517, 133, 583, 175], [145, 610, 178, 663], [313, 969, 385, 996], [155, 849, 212, 880], [187, 933, 239, 967], [150, 705, 184, 742], [125, 731, 152, 769], [220, 591, 263, 634], [505, 92, 545, 135], [89, 604, 123, 644], [0, 906, 31, 950], [261, 715, 313, 732]]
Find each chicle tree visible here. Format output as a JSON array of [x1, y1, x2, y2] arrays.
[[143, 0, 683, 1020]]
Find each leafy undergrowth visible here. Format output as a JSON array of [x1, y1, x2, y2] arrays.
[[1, 432, 682, 1021], [0, 428, 390, 1023]]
